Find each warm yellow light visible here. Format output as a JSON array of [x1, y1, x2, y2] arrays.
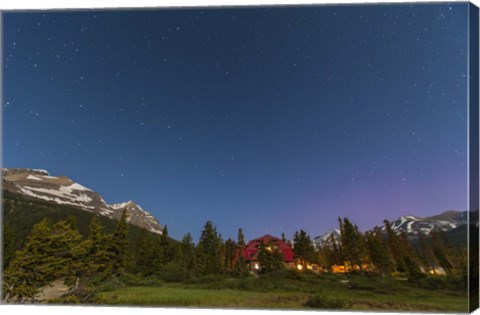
[[297, 264, 303, 270], [254, 263, 260, 270]]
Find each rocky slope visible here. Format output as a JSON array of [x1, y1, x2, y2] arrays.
[[2, 168, 163, 234]]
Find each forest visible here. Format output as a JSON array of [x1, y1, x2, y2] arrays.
[[2, 205, 471, 311]]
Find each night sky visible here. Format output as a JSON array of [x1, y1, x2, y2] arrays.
[[3, 3, 469, 241]]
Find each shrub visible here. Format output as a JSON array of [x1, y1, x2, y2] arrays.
[[120, 274, 164, 287], [263, 269, 305, 281], [305, 293, 349, 309], [348, 278, 377, 291], [416, 276, 447, 290], [157, 263, 188, 282]]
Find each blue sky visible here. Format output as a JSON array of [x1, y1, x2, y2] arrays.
[[3, 3, 469, 241]]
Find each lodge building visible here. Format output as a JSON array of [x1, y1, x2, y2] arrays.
[[238, 234, 295, 271]]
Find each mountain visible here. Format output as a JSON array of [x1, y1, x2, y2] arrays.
[[2, 168, 163, 234], [314, 210, 476, 248], [379, 211, 470, 236], [313, 229, 341, 248]]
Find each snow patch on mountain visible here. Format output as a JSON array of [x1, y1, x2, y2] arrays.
[[17, 186, 96, 210], [26, 175, 42, 181], [313, 229, 341, 248], [3, 168, 163, 235], [21, 185, 93, 203]]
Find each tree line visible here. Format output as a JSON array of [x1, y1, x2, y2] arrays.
[[314, 218, 467, 282], [2, 212, 467, 303]]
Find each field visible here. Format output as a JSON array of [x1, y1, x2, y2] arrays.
[[92, 272, 468, 312]]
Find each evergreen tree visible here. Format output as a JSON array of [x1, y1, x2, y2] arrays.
[[257, 241, 284, 273], [383, 220, 406, 272], [109, 208, 129, 275], [431, 230, 455, 274], [132, 227, 154, 275], [293, 229, 315, 268], [149, 225, 173, 275], [417, 233, 438, 275], [365, 229, 392, 276], [198, 221, 223, 275], [160, 225, 174, 264], [404, 255, 425, 282], [329, 233, 342, 266], [223, 238, 237, 273], [71, 216, 111, 285], [149, 235, 163, 275], [237, 228, 245, 247], [3, 219, 82, 302], [2, 224, 15, 269], [180, 233, 197, 278], [339, 218, 365, 273], [233, 228, 248, 276], [87, 216, 111, 273]]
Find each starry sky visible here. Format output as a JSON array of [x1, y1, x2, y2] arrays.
[[2, 3, 469, 241]]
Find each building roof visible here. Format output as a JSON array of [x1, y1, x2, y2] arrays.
[[240, 234, 295, 262]]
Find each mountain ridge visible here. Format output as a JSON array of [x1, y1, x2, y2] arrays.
[[314, 209, 476, 248], [2, 168, 163, 235]]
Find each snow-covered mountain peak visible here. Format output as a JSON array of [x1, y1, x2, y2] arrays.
[[313, 229, 341, 248], [3, 168, 163, 235], [380, 211, 467, 236]]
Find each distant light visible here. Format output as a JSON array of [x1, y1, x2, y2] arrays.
[[297, 264, 303, 271]]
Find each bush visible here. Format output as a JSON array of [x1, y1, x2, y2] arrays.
[[95, 277, 125, 292], [185, 274, 229, 285], [416, 276, 447, 290], [305, 293, 349, 309], [348, 277, 377, 291], [262, 269, 305, 281], [157, 263, 188, 282], [120, 274, 164, 287]]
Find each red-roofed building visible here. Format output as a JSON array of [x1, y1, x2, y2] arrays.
[[238, 234, 295, 271]]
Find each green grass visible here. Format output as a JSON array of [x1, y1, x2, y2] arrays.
[[94, 273, 468, 312], [95, 286, 309, 309]]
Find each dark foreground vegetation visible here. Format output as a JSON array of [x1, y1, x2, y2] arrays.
[[85, 272, 467, 311], [2, 194, 471, 311]]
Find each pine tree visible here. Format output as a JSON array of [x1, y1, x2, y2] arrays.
[[417, 233, 438, 275], [160, 225, 173, 264], [180, 233, 197, 278], [86, 216, 111, 274], [2, 224, 15, 269], [365, 229, 392, 276], [383, 220, 406, 272], [109, 208, 129, 275], [233, 228, 248, 276], [132, 228, 154, 275], [329, 233, 342, 266], [257, 241, 284, 273], [431, 230, 454, 274], [68, 216, 111, 288], [293, 229, 315, 268], [404, 255, 425, 282], [198, 221, 223, 275], [339, 218, 365, 273], [3, 219, 82, 302], [237, 228, 245, 247], [223, 238, 237, 273]]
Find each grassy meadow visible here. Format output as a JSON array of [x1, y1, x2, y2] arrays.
[[90, 271, 468, 312]]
